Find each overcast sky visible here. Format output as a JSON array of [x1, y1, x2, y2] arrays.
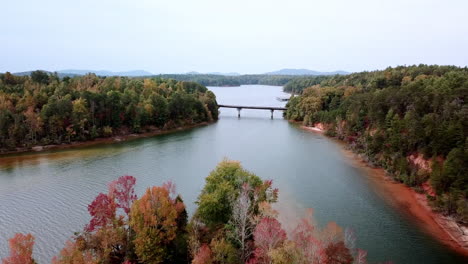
[[2, 0, 468, 74]]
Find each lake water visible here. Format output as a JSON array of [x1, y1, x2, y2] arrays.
[[0, 85, 465, 263]]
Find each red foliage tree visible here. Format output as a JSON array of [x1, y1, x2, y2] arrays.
[[2, 233, 36, 264], [192, 244, 212, 264], [85, 193, 117, 232], [108, 175, 137, 216], [252, 217, 286, 264], [325, 241, 354, 264], [291, 214, 326, 263]]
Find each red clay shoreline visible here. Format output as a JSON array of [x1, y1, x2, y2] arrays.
[[298, 122, 468, 257], [0, 121, 213, 157]]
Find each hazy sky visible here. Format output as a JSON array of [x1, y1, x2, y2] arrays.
[[2, 0, 468, 74]]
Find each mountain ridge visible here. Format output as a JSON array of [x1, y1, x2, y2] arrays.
[[58, 69, 153, 76], [265, 68, 348, 75]]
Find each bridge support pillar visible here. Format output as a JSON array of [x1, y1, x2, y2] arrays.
[[237, 108, 241, 118], [270, 109, 274, 119]]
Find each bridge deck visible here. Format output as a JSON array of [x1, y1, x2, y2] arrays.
[[218, 104, 287, 111]]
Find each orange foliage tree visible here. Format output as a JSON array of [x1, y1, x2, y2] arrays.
[[2, 233, 36, 264], [129, 185, 185, 263]]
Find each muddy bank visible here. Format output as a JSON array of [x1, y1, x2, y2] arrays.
[[299, 124, 468, 256], [0, 122, 213, 157]]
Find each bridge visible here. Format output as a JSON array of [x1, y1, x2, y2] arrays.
[[218, 104, 287, 119]]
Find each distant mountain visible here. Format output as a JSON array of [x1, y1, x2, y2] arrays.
[[186, 71, 201, 75], [13, 70, 80, 78], [58, 69, 153, 77], [12, 69, 154, 77], [206, 72, 240, 76], [186, 71, 240, 76], [13, 70, 48, 76], [265, 68, 348, 76]]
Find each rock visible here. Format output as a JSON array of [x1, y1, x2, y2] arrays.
[[32, 146, 44, 151]]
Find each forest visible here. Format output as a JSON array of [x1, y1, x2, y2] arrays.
[[155, 74, 295, 87], [2, 160, 372, 264], [285, 65, 468, 221], [0, 71, 219, 152]]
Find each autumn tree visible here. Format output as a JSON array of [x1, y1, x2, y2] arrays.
[[108, 175, 137, 217], [210, 237, 238, 264], [250, 217, 287, 264], [192, 244, 213, 264], [290, 212, 326, 263], [129, 185, 185, 263], [2, 233, 36, 264], [196, 160, 277, 227], [51, 240, 98, 264], [54, 175, 138, 263], [228, 181, 278, 263], [325, 241, 353, 264], [230, 183, 255, 262]]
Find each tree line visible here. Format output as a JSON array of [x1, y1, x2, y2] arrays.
[[0, 71, 219, 152], [155, 74, 296, 87], [285, 65, 468, 222], [2, 160, 374, 264]]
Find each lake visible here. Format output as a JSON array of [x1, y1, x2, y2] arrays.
[[0, 85, 465, 263]]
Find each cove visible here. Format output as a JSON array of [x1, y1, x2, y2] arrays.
[[0, 85, 465, 263]]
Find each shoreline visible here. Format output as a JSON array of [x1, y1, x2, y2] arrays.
[[299, 123, 468, 256], [0, 122, 213, 157]]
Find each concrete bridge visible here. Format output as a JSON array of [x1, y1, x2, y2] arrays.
[[218, 104, 287, 119]]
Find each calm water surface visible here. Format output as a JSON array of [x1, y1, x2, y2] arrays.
[[0, 85, 466, 263]]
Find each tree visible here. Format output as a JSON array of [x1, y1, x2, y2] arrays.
[[24, 106, 42, 144], [442, 148, 468, 191], [30, 70, 49, 84], [291, 212, 326, 264], [268, 241, 302, 264], [210, 238, 238, 264], [2, 233, 36, 264], [54, 176, 138, 263], [196, 160, 268, 227], [71, 98, 90, 139], [325, 241, 353, 264], [86, 193, 117, 232], [51, 240, 98, 264], [108, 175, 137, 216], [354, 249, 368, 264], [344, 228, 356, 257], [192, 244, 212, 264], [251, 217, 287, 264], [81, 192, 127, 262], [129, 186, 182, 263], [230, 183, 256, 262]]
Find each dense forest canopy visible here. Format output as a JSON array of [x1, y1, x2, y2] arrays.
[[285, 65, 468, 221], [283, 65, 466, 93], [0, 71, 218, 152]]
